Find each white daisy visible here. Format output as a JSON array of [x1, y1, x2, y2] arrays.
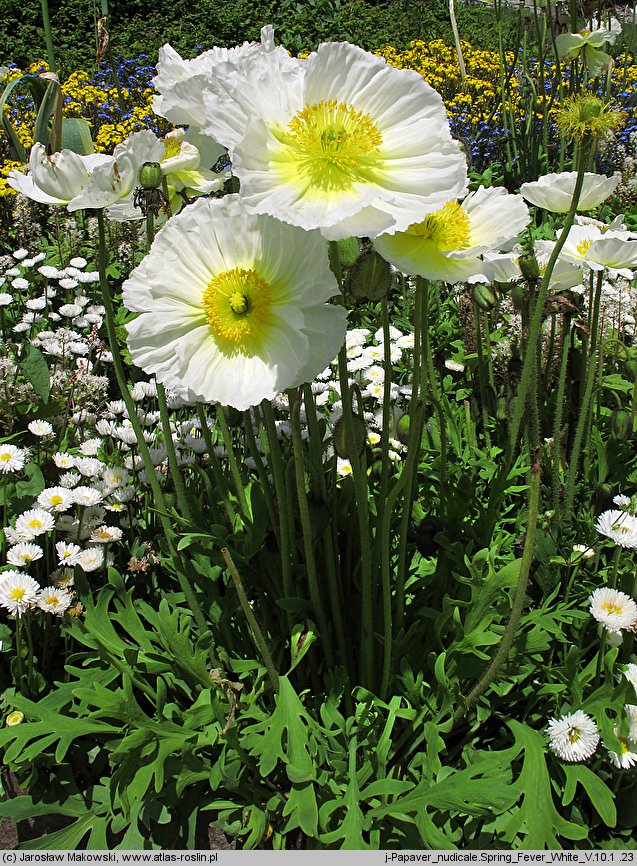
[[607, 728, 637, 769], [595, 509, 637, 548], [52, 452, 76, 469], [589, 587, 637, 635], [28, 420, 53, 437], [122, 194, 347, 411], [546, 710, 600, 761], [71, 487, 103, 507], [37, 586, 73, 615], [77, 546, 105, 572], [622, 663, 637, 695], [37, 487, 73, 514], [55, 541, 82, 566], [89, 525, 123, 544], [0, 571, 40, 616], [14, 509, 55, 540], [0, 444, 26, 474], [6, 542, 44, 567]]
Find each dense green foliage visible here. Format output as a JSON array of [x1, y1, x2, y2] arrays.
[[0, 0, 523, 70]]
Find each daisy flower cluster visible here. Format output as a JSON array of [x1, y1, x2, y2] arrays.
[[546, 706, 637, 768]]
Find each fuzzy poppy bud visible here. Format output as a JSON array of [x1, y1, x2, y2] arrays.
[[611, 409, 632, 441], [519, 252, 540, 281], [333, 414, 367, 458], [396, 412, 411, 445], [138, 161, 163, 190], [624, 359, 637, 383], [348, 250, 392, 301]]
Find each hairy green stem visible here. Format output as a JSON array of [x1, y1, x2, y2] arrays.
[[96, 210, 208, 636], [290, 389, 334, 670], [563, 271, 604, 517], [216, 406, 249, 516], [196, 403, 236, 524]]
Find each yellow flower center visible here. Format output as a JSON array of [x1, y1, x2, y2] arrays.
[[602, 602, 623, 615], [202, 268, 272, 352], [406, 201, 471, 251], [50, 495, 63, 506], [45, 596, 60, 608], [0, 453, 11, 462], [567, 728, 582, 743], [28, 519, 42, 530], [9, 588, 26, 601], [282, 99, 382, 191], [162, 137, 181, 161], [577, 238, 592, 257]]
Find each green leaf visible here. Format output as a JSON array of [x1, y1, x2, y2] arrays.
[[500, 719, 588, 848], [19, 346, 50, 403], [15, 462, 45, 499], [562, 763, 616, 828]]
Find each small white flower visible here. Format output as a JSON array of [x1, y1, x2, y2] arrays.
[[14, 508, 55, 540], [79, 438, 102, 457], [59, 471, 81, 489], [37, 586, 73, 615], [12, 248, 29, 260], [595, 509, 637, 548], [72, 486, 103, 507], [89, 525, 123, 544], [77, 546, 105, 572], [58, 279, 78, 291], [0, 444, 26, 474], [0, 571, 40, 616], [37, 486, 73, 513], [572, 543, 595, 559], [75, 457, 104, 478], [546, 710, 600, 761], [52, 451, 76, 469], [622, 663, 637, 695], [11, 278, 29, 290], [337, 457, 353, 477], [6, 542, 44, 567], [0, 292, 13, 306], [589, 587, 637, 635], [607, 728, 637, 769], [28, 420, 54, 437], [55, 540, 82, 566], [69, 257, 87, 269], [38, 265, 60, 279], [613, 494, 632, 509]]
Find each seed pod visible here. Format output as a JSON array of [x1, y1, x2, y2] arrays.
[[511, 283, 526, 312], [138, 161, 163, 190], [495, 396, 508, 421], [472, 283, 497, 311], [333, 414, 367, 458]]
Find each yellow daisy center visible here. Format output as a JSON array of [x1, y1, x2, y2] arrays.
[[0, 453, 11, 462], [602, 602, 623, 616], [567, 728, 582, 743], [406, 201, 471, 251], [45, 596, 60, 608], [283, 99, 383, 191], [28, 519, 42, 530], [9, 588, 26, 601], [202, 268, 272, 352], [50, 495, 63, 506]]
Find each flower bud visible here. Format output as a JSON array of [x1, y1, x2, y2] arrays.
[[472, 284, 497, 311], [611, 409, 632, 441], [333, 414, 366, 458], [138, 161, 163, 190], [519, 252, 540, 282], [396, 412, 411, 445], [348, 250, 392, 301]]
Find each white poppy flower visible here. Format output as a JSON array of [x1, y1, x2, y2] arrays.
[[8, 143, 113, 207], [520, 172, 621, 213], [122, 194, 347, 411], [202, 39, 468, 240], [374, 186, 529, 283]]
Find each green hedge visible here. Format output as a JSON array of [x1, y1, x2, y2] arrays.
[[0, 0, 523, 72]]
